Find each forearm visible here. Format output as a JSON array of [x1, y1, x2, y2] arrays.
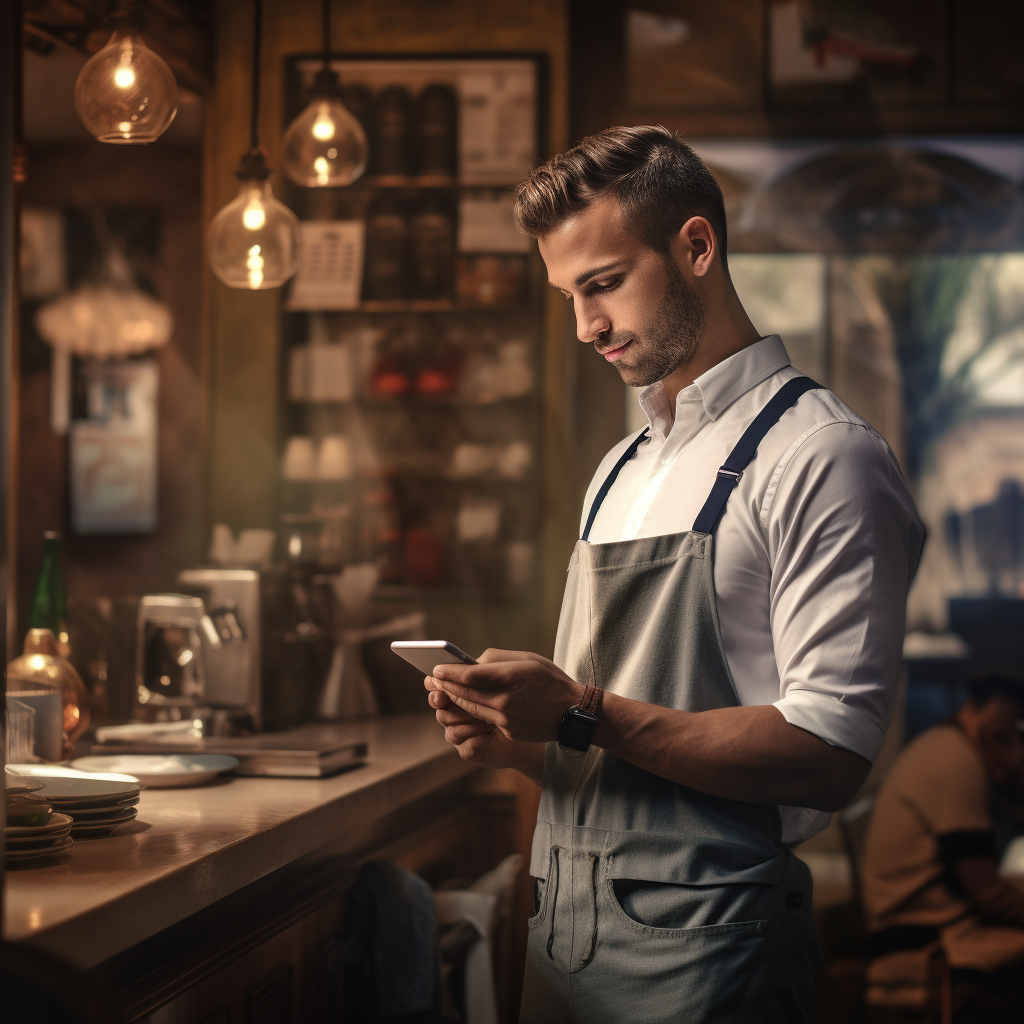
[[955, 857, 1024, 927], [594, 694, 871, 811]]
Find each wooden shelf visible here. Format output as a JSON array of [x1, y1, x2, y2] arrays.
[[340, 175, 521, 190], [285, 300, 529, 314], [286, 394, 533, 408]]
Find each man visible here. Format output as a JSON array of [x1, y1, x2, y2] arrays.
[[425, 126, 925, 1023], [861, 676, 1024, 1019]]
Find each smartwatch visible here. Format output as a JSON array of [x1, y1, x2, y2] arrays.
[[557, 684, 603, 752]]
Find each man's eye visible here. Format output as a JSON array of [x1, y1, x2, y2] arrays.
[[592, 278, 620, 293]]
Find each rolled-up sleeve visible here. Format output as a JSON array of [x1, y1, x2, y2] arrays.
[[767, 421, 925, 762]]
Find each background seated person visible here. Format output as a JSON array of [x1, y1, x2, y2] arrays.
[[861, 675, 1024, 1019]]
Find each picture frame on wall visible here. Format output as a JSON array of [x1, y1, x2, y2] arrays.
[[70, 359, 158, 535]]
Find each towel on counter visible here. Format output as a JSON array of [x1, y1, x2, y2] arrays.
[[341, 859, 439, 1021]]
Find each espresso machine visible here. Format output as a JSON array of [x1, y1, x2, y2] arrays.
[[134, 568, 263, 731]]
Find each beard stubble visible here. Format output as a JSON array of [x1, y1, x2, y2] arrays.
[[603, 260, 706, 388]]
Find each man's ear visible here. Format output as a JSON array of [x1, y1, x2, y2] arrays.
[[674, 216, 717, 278]]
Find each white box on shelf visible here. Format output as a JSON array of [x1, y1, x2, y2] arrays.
[[458, 194, 532, 253], [308, 343, 354, 402]]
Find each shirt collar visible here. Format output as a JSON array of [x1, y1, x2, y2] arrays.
[[636, 336, 792, 435]]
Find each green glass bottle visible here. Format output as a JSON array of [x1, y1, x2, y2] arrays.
[[29, 531, 71, 657]]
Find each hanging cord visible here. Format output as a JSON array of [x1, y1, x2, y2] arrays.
[[322, 0, 331, 70], [250, 0, 263, 151]]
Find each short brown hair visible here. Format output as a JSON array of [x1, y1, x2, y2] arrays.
[[514, 125, 728, 266]]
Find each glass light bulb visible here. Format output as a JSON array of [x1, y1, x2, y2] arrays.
[[207, 179, 301, 290], [74, 27, 178, 145], [282, 97, 368, 187]]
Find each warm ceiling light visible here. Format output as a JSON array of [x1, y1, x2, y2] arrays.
[[280, 0, 368, 188], [207, 0, 300, 290], [207, 157, 300, 291], [74, 14, 177, 145], [282, 88, 368, 188]]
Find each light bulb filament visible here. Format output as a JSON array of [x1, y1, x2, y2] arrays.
[[114, 66, 136, 88], [246, 245, 264, 289], [242, 193, 266, 230], [312, 111, 336, 141]]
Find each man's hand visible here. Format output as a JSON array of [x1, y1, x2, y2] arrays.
[[425, 650, 549, 785], [430, 648, 583, 743]]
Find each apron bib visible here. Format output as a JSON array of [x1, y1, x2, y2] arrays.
[[522, 377, 823, 1024]]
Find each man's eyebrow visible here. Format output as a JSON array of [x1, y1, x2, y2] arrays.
[[574, 262, 624, 287], [546, 262, 626, 291]]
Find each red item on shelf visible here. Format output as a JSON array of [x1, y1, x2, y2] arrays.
[[371, 358, 413, 397], [405, 527, 446, 586]]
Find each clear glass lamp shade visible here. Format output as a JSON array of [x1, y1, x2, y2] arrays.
[[282, 98, 368, 187], [74, 28, 178, 144], [207, 179, 302, 290]]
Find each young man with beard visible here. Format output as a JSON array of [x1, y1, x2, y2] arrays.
[[425, 126, 925, 1023]]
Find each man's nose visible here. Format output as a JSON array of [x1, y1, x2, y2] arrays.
[[576, 303, 610, 344]]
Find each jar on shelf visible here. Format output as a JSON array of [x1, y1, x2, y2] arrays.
[[363, 195, 409, 301], [340, 83, 372, 139], [415, 83, 458, 179], [415, 328, 462, 396], [455, 255, 528, 306], [360, 479, 403, 582], [370, 84, 413, 178], [370, 320, 421, 397], [409, 196, 455, 300]]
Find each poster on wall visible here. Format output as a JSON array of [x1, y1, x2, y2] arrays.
[[767, 0, 945, 108], [70, 359, 158, 534]]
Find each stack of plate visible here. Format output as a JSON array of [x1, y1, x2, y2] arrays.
[[5, 812, 74, 862], [26, 777, 142, 837]]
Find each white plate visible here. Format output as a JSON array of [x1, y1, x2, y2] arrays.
[[5, 835, 73, 860], [7, 768, 141, 802], [70, 754, 239, 788], [5, 812, 74, 838], [7, 764, 142, 785]]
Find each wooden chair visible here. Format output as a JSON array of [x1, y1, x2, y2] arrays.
[[838, 795, 952, 1024]]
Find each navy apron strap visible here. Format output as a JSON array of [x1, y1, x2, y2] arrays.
[[581, 427, 650, 542], [692, 376, 821, 535]]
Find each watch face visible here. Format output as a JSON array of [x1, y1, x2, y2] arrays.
[[559, 710, 597, 751]]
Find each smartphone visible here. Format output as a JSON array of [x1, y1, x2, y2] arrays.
[[390, 640, 478, 675]]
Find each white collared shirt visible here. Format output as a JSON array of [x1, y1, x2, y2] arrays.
[[583, 335, 925, 843]]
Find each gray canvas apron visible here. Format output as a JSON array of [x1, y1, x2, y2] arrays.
[[522, 377, 824, 1024]]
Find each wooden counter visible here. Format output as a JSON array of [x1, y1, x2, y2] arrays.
[[3, 715, 514, 1022]]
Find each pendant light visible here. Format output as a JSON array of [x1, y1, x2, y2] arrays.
[[207, 0, 301, 290], [74, 4, 178, 145], [281, 0, 368, 187]]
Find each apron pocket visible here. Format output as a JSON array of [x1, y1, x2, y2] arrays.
[[582, 875, 770, 1023], [610, 878, 774, 932]]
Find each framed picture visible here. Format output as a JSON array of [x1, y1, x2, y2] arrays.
[[70, 359, 158, 534]]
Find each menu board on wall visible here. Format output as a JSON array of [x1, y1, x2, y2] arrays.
[[287, 221, 365, 311]]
